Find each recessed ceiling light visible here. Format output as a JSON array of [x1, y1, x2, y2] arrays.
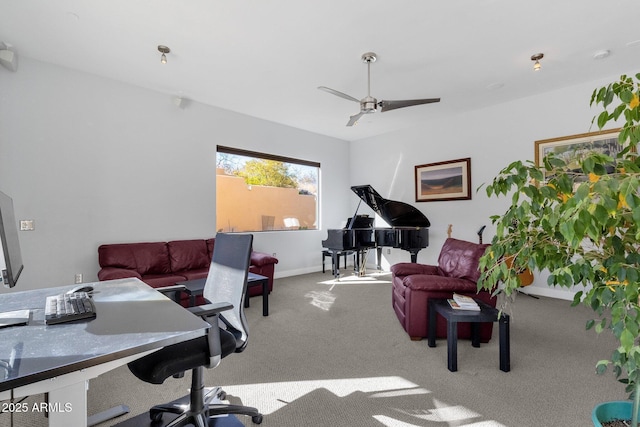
[[593, 50, 610, 60]]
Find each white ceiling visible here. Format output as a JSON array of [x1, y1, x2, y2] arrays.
[[1, 0, 639, 142]]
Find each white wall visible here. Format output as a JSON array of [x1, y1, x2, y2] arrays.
[[350, 74, 623, 300], [0, 58, 350, 291]]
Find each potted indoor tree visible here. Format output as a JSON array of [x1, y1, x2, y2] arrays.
[[477, 73, 640, 426]]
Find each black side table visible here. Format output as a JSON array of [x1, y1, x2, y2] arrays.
[[428, 298, 510, 372], [176, 272, 269, 316]]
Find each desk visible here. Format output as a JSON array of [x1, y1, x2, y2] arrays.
[[0, 278, 209, 427], [176, 272, 269, 316]]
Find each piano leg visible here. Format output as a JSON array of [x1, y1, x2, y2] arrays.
[[352, 251, 358, 275], [376, 247, 382, 271], [409, 250, 419, 263], [331, 251, 341, 278]]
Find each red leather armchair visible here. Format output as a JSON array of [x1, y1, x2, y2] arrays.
[[390, 238, 496, 342]]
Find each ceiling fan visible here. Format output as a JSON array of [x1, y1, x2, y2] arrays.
[[318, 52, 440, 127]]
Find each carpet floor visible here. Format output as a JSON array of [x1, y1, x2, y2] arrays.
[[1, 271, 627, 427]]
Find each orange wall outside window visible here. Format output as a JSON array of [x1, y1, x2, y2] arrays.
[[216, 169, 317, 232]]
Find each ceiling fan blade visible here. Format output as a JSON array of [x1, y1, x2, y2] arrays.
[[378, 98, 441, 112], [318, 86, 360, 103], [347, 112, 365, 127]]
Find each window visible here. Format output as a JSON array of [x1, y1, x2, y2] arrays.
[[216, 146, 319, 233]]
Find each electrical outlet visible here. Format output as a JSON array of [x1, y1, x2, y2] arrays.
[[75, 273, 83, 284]]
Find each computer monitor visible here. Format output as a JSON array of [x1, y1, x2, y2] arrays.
[[0, 190, 23, 288]]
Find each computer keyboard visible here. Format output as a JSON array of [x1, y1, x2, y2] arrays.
[[45, 292, 96, 325]]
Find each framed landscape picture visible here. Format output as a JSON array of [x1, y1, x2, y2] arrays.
[[414, 158, 471, 202], [534, 129, 621, 183]]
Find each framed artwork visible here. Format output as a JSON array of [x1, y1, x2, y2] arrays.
[[414, 157, 471, 202], [534, 129, 621, 182]]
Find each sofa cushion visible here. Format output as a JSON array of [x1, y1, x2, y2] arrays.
[[134, 243, 172, 275], [98, 244, 138, 270], [98, 242, 172, 276], [437, 238, 489, 282], [97, 267, 142, 281], [168, 240, 210, 272], [390, 262, 439, 278], [403, 274, 478, 293], [251, 251, 279, 267]]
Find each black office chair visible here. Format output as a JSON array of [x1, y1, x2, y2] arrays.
[[128, 233, 263, 426]]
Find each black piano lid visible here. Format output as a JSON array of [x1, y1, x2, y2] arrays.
[[351, 185, 431, 228]]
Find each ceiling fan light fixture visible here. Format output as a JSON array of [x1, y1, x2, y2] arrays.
[[158, 45, 170, 64], [361, 52, 377, 63], [319, 51, 441, 127], [531, 53, 544, 71]]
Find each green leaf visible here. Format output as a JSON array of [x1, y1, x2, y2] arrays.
[[604, 88, 615, 108], [596, 360, 609, 375], [621, 89, 634, 103], [592, 204, 609, 226], [621, 329, 635, 351], [572, 290, 583, 306]]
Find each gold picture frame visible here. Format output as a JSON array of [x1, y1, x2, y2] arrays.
[[534, 129, 621, 182]]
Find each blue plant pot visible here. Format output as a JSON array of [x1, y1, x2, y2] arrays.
[[592, 400, 633, 426]]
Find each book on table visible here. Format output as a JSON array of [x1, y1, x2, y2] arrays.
[[447, 299, 481, 311], [450, 293, 480, 311]]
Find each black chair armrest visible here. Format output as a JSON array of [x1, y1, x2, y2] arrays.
[[188, 302, 234, 369], [187, 302, 233, 318]]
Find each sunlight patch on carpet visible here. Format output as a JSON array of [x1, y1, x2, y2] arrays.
[[220, 376, 504, 426], [304, 290, 336, 310], [318, 274, 392, 286]]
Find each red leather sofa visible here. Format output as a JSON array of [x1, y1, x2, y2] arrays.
[[390, 238, 496, 342], [97, 238, 278, 300]]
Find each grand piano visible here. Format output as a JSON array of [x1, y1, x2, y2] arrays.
[[322, 185, 430, 276]]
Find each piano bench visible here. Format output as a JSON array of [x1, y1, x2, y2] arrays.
[[322, 250, 354, 275]]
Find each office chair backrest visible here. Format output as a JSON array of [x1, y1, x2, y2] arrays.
[[203, 232, 253, 351]]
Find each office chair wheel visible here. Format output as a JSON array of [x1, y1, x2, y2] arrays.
[[252, 414, 263, 424]]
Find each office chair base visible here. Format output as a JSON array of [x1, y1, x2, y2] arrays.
[[149, 386, 263, 426]]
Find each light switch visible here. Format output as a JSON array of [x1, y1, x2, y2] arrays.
[[20, 220, 34, 231]]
